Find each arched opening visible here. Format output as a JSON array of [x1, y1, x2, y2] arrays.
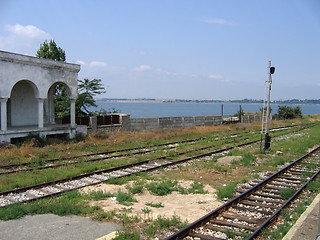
[[46, 82, 72, 124], [9, 80, 39, 127]]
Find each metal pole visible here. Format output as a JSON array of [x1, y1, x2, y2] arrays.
[[221, 104, 224, 116], [264, 61, 272, 151]]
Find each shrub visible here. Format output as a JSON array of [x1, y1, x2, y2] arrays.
[[274, 106, 303, 120]]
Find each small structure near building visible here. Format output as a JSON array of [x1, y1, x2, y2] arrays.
[[0, 50, 86, 143]]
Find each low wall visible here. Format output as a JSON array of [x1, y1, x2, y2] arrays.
[[87, 114, 262, 133], [129, 116, 223, 131]]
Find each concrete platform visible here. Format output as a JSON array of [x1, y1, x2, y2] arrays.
[[0, 214, 122, 240], [283, 193, 320, 240]]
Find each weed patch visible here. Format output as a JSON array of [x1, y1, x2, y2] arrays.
[[239, 153, 256, 166], [115, 190, 137, 206], [126, 181, 144, 194], [146, 180, 178, 196], [217, 182, 238, 200], [145, 202, 164, 208], [114, 230, 141, 240], [279, 188, 296, 200], [145, 215, 187, 236]]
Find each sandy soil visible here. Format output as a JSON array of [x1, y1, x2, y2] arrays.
[[81, 180, 223, 223]]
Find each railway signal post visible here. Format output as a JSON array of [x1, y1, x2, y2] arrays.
[[261, 61, 275, 152]]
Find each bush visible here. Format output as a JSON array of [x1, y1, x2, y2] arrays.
[[274, 106, 303, 120]]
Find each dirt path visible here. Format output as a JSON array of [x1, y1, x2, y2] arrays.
[[81, 180, 223, 223]]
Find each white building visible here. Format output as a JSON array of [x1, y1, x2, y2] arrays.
[[0, 50, 86, 143]]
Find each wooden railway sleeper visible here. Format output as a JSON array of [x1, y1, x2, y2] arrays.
[[246, 195, 284, 204], [204, 224, 244, 236], [210, 219, 257, 231], [189, 232, 225, 240], [221, 212, 267, 225]]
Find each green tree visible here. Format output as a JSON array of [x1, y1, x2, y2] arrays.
[[36, 40, 66, 61], [36, 40, 69, 118], [275, 105, 303, 120], [76, 78, 106, 116], [36, 40, 106, 117]]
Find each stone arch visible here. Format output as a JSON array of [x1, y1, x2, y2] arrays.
[[9, 80, 40, 126], [46, 82, 73, 123]]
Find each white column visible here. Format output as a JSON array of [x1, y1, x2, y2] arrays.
[[70, 98, 76, 127], [0, 98, 8, 131], [37, 98, 45, 128]]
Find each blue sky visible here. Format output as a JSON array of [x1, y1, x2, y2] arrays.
[[0, 0, 319, 100]]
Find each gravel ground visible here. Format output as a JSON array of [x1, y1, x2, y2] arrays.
[[283, 193, 320, 240]]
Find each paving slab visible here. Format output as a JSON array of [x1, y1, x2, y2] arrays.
[[0, 214, 122, 240]]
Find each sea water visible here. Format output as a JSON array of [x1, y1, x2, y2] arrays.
[[91, 101, 320, 118]]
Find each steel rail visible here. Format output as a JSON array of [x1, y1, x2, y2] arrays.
[[0, 124, 304, 177], [163, 145, 320, 240], [0, 135, 253, 175], [0, 140, 259, 208], [0, 124, 300, 170]]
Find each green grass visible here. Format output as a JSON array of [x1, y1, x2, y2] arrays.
[[185, 181, 208, 194], [239, 153, 256, 166], [146, 180, 178, 196], [115, 190, 137, 206], [0, 190, 98, 221], [84, 190, 113, 200], [126, 181, 144, 194], [279, 188, 296, 200], [145, 215, 188, 236], [113, 230, 141, 240], [262, 199, 312, 239], [307, 179, 320, 192], [145, 202, 164, 208], [216, 181, 239, 200]]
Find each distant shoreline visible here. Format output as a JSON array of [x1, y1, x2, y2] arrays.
[[97, 99, 320, 106]]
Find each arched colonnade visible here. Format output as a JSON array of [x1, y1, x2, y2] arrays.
[[0, 51, 80, 132]]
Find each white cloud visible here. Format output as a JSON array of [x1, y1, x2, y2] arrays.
[[5, 24, 51, 39], [208, 74, 223, 79], [77, 60, 108, 68], [0, 24, 51, 54], [89, 61, 108, 67], [134, 64, 152, 72], [201, 18, 234, 25]]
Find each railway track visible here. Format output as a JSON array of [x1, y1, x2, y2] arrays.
[[0, 124, 302, 175], [0, 134, 251, 175], [164, 146, 320, 240], [0, 139, 260, 208]]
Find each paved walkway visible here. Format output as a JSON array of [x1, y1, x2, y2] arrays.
[[0, 214, 122, 240]]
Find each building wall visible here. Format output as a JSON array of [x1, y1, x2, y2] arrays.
[[0, 51, 79, 99]]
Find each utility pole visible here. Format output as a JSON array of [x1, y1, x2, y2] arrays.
[[261, 61, 275, 152]]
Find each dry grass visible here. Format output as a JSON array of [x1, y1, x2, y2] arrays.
[[0, 117, 316, 166]]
